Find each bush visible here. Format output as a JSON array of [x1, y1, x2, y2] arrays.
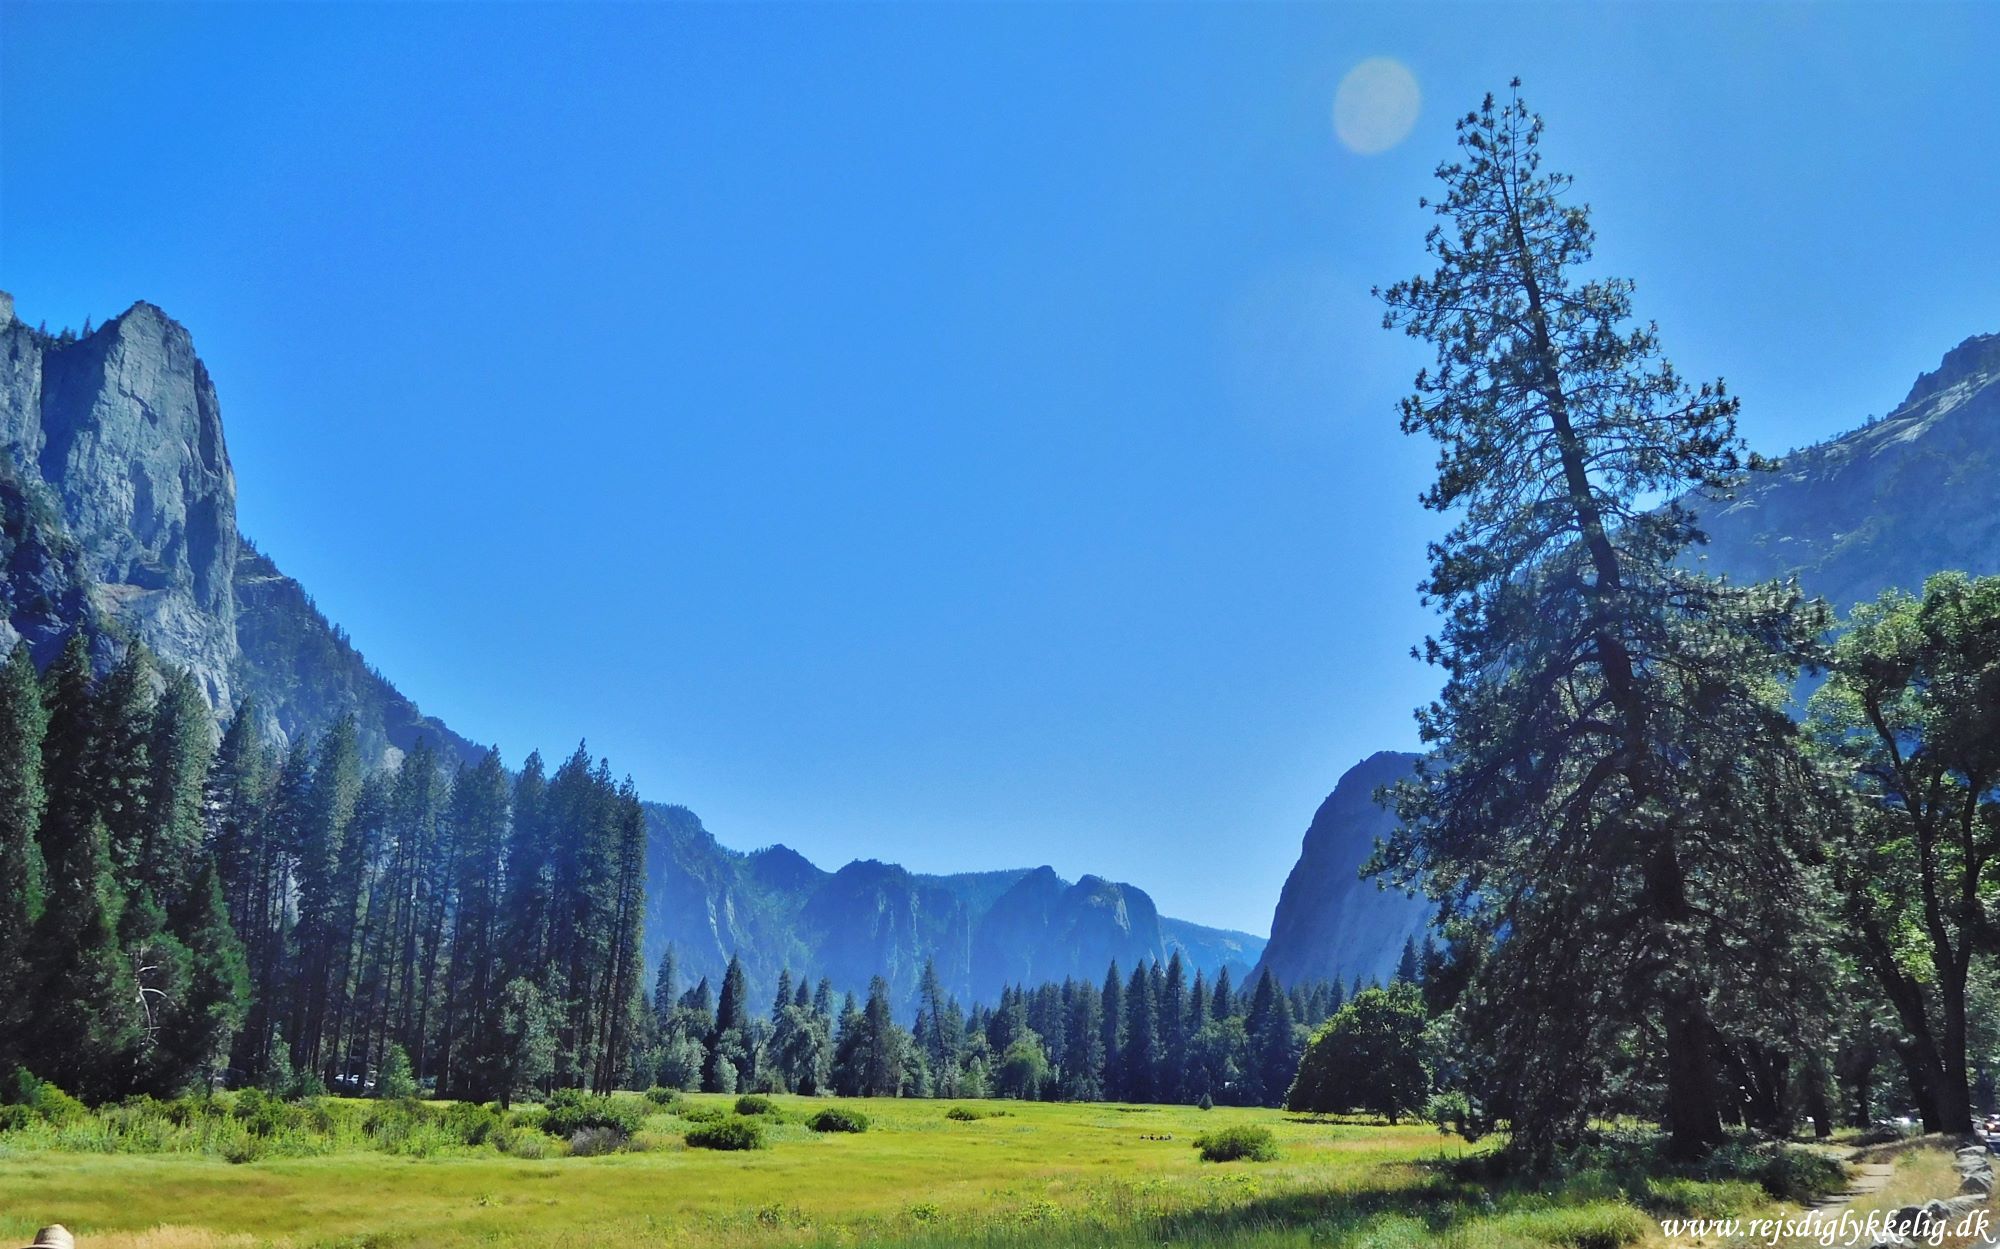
[[945, 1105, 1006, 1121], [685, 1116, 766, 1151], [1424, 1089, 1483, 1139], [1749, 1147, 1847, 1203], [734, 1094, 778, 1117], [806, 1106, 869, 1133], [1194, 1125, 1277, 1163], [6, 1070, 87, 1124], [679, 1104, 725, 1124], [1197, 1093, 1214, 1111], [540, 1088, 646, 1138], [643, 1086, 682, 1106], [568, 1126, 627, 1156], [443, 1100, 503, 1147]]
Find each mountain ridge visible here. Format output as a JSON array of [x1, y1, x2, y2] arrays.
[[1, 292, 1262, 1013]]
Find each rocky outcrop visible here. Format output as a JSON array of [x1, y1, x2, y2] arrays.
[[0, 293, 477, 768], [2, 301, 237, 705], [1255, 751, 1430, 990], [1693, 333, 2000, 615]]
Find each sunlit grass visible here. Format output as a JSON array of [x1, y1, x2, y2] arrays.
[[0, 1094, 1847, 1249]]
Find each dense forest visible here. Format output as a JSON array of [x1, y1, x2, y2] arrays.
[[0, 633, 648, 1105], [644, 945, 1387, 1107]]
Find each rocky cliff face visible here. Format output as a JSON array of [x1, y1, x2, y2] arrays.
[[1257, 332, 2000, 991], [1694, 333, 2000, 615], [1256, 751, 1428, 990], [0, 294, 478, 768], [2, 302, 238, 705]]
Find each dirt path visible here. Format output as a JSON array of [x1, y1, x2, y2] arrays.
[[1795, 1159, 1895, 1226]]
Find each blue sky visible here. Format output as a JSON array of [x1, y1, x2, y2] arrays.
[[3, 3, 1995, 934]]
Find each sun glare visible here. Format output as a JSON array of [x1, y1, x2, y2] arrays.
[[1333, 57, 1421, 155]]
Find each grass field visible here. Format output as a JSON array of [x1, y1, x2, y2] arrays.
[[0, 1093, 1839, 1249]]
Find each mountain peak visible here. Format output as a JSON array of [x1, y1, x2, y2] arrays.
[[1899, 332, 2000, 414]]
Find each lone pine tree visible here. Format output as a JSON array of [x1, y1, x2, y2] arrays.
[[1374, 83, 1826, 1163]]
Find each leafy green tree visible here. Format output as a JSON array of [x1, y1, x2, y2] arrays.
[[1288, 983, 1432, 1123], [377, 1042, 417, 1099], [770, 1003, 832, 1095], [995, 1032, 1050, 1100], [1373, 82, 1826, 1163], [1809, 571, 2000, 1134]]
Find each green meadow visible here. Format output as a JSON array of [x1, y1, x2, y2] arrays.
[[0, 1092, 1847, 1249]]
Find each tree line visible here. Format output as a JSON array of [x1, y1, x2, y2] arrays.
[[1361, 81, 2000, 1167], [641, 946, 1378, 1107], [0, 633, 649, 1105]]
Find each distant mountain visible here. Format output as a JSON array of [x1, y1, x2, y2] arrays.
[[643, 804, 1264, 1011], [1257, 332, 2000, 991], [1, 292, 1263, 1013]]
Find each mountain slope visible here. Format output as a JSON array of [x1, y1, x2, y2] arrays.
[[1257, 332, 2000, 990], [3, 292, 1262, 1013], [643, 804, 1265, 1011]]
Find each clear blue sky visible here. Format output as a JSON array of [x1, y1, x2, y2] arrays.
[[3, 3, 1994, 933]]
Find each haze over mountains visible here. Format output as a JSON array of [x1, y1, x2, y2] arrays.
[[0, 293, 1262, 1009]]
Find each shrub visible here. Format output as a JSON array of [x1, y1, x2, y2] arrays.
[[806, 1106, 869, 1133], [643, 1086, 682, 1107], [1197, 1093, 1214, 1111], [569, 1126, 627, 1156], [1424, 1089, 1483, 1139], [945, 1105, 1005, 1121], [7, 1071, 87, 1124], [1194, 1125, 1277, 1163], [679, 1104, 725, 1124], [685, 1116, 766, 1151], [443, 1100, 503, 1147], [734, 1094, 778, 1117], [540, 1088, 646, 1138], [1750, 1147, 1847, 1203]]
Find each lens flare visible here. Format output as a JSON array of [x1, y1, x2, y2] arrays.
[[1334, 58, 1420, 155]]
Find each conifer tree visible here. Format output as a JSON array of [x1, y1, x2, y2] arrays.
[[0, 643, 49, 1070], [1099, 963, 1124, 1099], [29, 634, 142, 1101], [1121, 963, 1156, 1102], [439, 747, 510, 1096], [1374, 82, 1825, 1162], [150, 857, 249, 1093]]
